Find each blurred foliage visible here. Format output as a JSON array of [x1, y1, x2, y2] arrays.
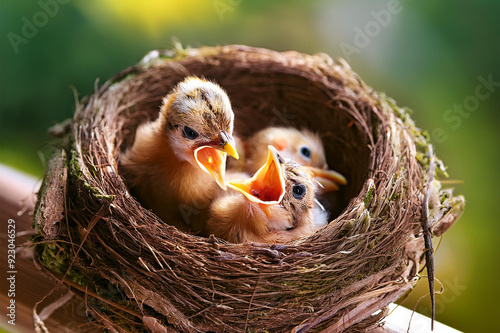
[[1, 0, 499, 331]]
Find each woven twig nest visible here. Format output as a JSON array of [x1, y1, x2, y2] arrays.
[[33, 45, 465, 332]]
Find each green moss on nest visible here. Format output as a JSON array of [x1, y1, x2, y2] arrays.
[[40, 242, 87, 286], [69, 150, 83, 179], [41, 242, 67, 274], [69, 149, 115, 202], [37, 239, 137, 326], [364, 187, 375, 206]]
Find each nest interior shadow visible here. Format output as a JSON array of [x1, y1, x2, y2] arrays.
[[33, 45, 465, 333]]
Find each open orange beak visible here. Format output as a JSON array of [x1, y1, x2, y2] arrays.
[[227, 145, 285, 205], [304, 166, 347, 192], [194, 146, 228, 190]]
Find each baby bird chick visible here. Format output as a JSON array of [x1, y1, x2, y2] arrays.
[[121, 77, 239, 232], [244, 127, 347, 192], [208, 146, 318, 244]]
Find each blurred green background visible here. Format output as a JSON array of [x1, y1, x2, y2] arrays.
[[1, 0, 499, 331]]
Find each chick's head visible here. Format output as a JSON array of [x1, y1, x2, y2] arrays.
[[228, 146, 316, 232], [279, 128, 327, 169], [160, 77, 239, 188], [280, 160, 317, 229], [247, 127, 346, 192], [248, 127, 327, 170]]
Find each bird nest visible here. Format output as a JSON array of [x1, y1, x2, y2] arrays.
[[33, 45, 465, 332]]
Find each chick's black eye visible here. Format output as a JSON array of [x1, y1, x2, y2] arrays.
[[182, 126, 198, 140], [300, 146, 311, 159], [292, 184, 306, 199]]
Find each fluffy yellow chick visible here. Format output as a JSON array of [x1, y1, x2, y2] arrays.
[[207, 146, 319, 244], [120, 77, 239, 233], [243, 127, 347, 191]]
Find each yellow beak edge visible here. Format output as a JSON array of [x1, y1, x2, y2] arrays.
[[223, 141, 239, 160]]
